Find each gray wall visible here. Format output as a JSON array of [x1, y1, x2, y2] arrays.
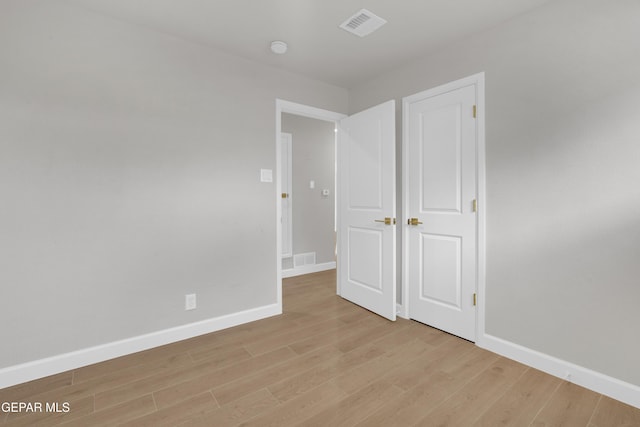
[[282, 114, 336, 269], [349, 0, 640, 386], [0, 0, 347, 369]]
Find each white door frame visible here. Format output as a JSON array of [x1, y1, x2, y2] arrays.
[[275, 99, 347, 309], [280, 132, 293, 259], [400, 73, 487, 342]]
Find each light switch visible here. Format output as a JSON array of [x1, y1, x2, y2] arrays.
[[260, 169, 273, 183], [309, 180, 315, 189]]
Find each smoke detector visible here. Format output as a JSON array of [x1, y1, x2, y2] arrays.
[[270, 41, 288, 54], [339, 9, 387, 37]]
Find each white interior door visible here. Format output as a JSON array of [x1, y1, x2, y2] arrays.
[[404, 80, 479, 341], [280, 133, 292, 258], [338, 100, 396, 321]]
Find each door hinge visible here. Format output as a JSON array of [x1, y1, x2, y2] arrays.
[[472, 199, 477, 213], [473, 293, 477, 306], [472, 105, 477, 118]]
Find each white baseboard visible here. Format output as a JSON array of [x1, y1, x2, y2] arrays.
[[0, 303, 281, 389], [478, 333, 640, 409], [396, 304, 409, 319], [282, 261, 336, 278]]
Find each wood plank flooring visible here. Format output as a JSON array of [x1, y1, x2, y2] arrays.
[[1, 269, 639, 426]]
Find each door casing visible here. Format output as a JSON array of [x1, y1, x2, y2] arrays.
[[276, 99, 396, 321], [280, 132, 293, 258], [275, 100, 346, 310]]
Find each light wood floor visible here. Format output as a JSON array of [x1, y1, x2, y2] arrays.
[[2, 270, 639, 426]]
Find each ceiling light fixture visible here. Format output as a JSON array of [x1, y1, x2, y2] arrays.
[[270, 41, 288, 54]]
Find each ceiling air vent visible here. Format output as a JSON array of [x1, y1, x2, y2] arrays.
[[339, 9, 387, 37]]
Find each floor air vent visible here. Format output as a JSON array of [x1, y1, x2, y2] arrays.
[[339, 9, 387, 37], [293, 252, 316, 268]]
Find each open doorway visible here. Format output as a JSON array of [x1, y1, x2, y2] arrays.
[[280, 114, 336, 278], [275, 100, 346, 307], [275, 99, 397, 319]]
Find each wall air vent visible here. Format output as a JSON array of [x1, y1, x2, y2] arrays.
[[339, 9, 387, 37]]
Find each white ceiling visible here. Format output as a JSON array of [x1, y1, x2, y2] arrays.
[[66, 0, 553, 88]]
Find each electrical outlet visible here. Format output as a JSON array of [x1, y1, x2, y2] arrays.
[[185, 294, 196, 311]]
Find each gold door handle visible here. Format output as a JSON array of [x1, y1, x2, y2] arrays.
[[408, 218, 423, 226], [281, 193, 289, 199], [374, 217, 396, 225]]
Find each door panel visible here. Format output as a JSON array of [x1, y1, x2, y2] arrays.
[[420, 233, 461, 307], [347, 121, 383, 209], [406, 83, 477, 341], [420, 103, 462, 213], [338, 100, 396, 321], [348, 227, 382, 292]]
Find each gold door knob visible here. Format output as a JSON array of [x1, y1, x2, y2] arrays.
[[374, 217, 395, 225], [408, 218, 423, 226], [281, 193, 289, 199]]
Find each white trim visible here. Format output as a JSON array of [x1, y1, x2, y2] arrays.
[[401, 92, 411, 320], [396, 304, 404, 317], [396, 305, 409, 319], [478, 334, 640, 409], [282, 262, 336, 278], [0, 304, 280, 389], [275, 102, 283, 318], [278, 99, 347, 123], [401, 72, 486, 337], [280, 132, 293, 258], [475, 74, 487, 347]]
